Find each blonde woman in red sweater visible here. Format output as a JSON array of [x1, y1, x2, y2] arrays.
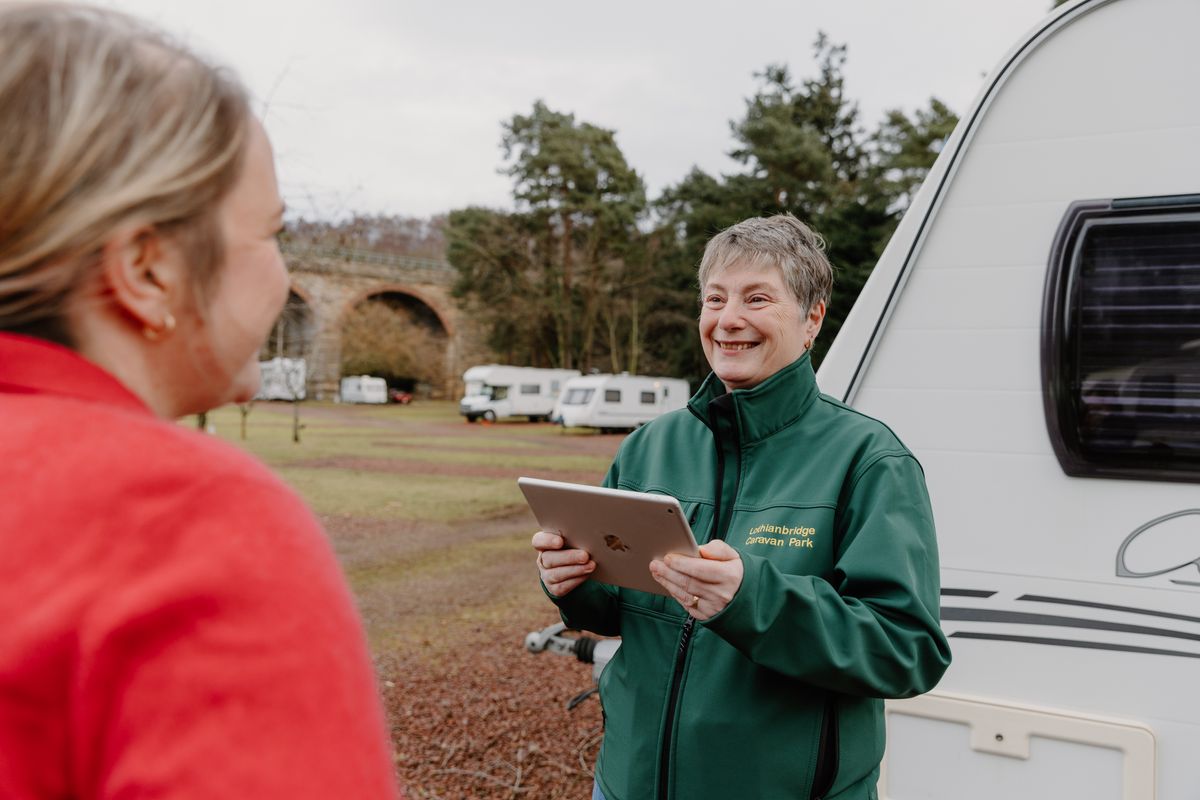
[[0, 5, 400, 797]]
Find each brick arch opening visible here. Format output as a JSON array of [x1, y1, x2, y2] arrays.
[[339, 285, 454, 397], [340, 284, 455, 339], [262, 289, 316, 360]]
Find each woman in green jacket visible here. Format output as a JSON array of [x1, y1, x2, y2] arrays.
[[533, 214, 951, 800]]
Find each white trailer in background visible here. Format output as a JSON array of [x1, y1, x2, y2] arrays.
[[556, 373, 689, 431], [459, 365, 580, 422], [812, 1, 1200, 797], [255, 357, 306, 401], [339, 375, 388, 404]]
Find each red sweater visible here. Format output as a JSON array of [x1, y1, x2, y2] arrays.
[[0, 333, 400, 799]]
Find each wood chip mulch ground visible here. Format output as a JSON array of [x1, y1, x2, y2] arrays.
[[383, 620, 605, 799]]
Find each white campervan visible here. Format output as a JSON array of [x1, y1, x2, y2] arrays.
[[816, 1, 1200, 797], [339, 375, 388, 404], [459, 365, 580, 422], [556, 373, 689, 431]]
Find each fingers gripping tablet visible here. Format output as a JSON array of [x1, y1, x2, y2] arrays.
[[518, 476, 699, 596]]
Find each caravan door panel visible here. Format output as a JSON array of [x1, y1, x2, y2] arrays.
[[882, 692, 1153, 800]]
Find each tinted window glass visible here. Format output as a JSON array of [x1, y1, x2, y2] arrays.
[[1045, 199, 1200, 481], [562, 388, 593, 405], [520, 383, 540, 395], [640, 391, 655, 404], [604, 389, 621, 403]]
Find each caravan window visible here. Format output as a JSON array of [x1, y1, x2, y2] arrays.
[[604, 390, 621, 403], [640, 391, 656, 404], [562, 388, 594, 405], [520, 383, 540, 395], [484, 384, 508, 401], [1044, 197, 1200, 482]]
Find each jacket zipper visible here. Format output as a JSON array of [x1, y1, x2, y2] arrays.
[[656, 616, 695, 800], [657, 397, 736, 800]]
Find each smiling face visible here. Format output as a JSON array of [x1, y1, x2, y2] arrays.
[[699, 259, 824, 392]]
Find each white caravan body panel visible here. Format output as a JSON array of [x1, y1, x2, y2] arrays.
[[339, 375, 388, 404], [557, 374, 689, 430], [816, 1, 1200, 797], [255, 357, 306, 401]]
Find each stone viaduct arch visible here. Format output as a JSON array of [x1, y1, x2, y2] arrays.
[[280, 243, 492, 400]]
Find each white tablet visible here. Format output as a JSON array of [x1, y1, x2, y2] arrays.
[[518, 476, 700, 597]]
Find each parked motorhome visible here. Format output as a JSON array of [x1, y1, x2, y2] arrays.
[[459, 365, 580, 422], [556, 373, 689, 431], [812, 1, 1200, 796], [339, 375, 388, 404], [255, 357, 306, 401]]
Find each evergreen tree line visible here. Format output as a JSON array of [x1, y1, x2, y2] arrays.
[[446, 36, 957, 386]]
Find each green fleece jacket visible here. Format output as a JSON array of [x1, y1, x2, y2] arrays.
[[551, 353, 951, 800]]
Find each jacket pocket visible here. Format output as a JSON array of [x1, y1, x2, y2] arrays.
[[810, 694, 839, 799], [594, 605, 681, 800], [679, 500, 714, 545]]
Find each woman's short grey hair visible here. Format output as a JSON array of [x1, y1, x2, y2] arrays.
[[697, 214, 834, 311], [0, 2, 252, 345]]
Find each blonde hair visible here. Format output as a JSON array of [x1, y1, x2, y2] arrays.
[[0, 3, 251, 345], [698, 214, 834, 312]]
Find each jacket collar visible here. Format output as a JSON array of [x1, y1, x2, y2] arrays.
[[0, 332, 151, 415], [687, 351, 820, 445]]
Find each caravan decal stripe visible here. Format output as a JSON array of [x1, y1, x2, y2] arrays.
[[942, 607, 1200, 643], [950, 631, 1200, 660], [1017, 594, 1200, 626], [941, 588, 996, 598]]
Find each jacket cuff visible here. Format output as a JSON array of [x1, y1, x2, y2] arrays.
[[545, 579, 618, 634], [699, 550, 764, 645]]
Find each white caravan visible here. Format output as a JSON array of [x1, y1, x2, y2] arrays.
[[255, 357, 306, 401], [339, 375, 388, 404], [459, 365, 580, 422], [815, 1, 1200, 797], [556, 373, 689, 431]]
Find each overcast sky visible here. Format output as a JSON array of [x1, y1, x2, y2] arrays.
[[99, 0, 1057, 221]]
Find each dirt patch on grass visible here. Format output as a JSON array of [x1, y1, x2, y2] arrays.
[[368, 439, 609, 460], [323, 511, 536, 548], [297, 456, 608, 484]]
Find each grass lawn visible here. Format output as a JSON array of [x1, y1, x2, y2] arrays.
[[198, 400, 613, 522]]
